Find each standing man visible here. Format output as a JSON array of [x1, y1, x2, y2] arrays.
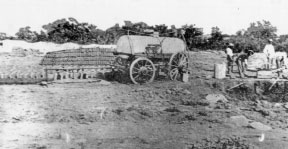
[[263, 39, 275, 69], [225, 43, 235, 78]]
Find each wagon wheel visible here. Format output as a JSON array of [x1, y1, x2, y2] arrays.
[[129, 57, 156, 84], [168, 52, 189, 80]]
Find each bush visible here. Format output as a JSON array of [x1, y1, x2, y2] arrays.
[[12, 18, 288, 55], [15, 26, 38, 42]]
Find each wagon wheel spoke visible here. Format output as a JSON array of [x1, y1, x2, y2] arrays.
[[172, 59, 179, 65], [170, 64, 178, 68], [143, 60, 147, 66], [131, 66, 141, 74], [135, 62, 141, 68], [180, 61, 189, 67], [134, 74, 140, 79], [139, 60, 145, 67], [170, 68, 179, 80], [140, 72, 152, 81], [180, 54, 186, 61], [179, 55, 188, 64], [179, 54, 186, 62], [133, 73, 144, 81], [132, 67, 140, 71], [144, 71, 154, 77], [176, 53, 182, 59]]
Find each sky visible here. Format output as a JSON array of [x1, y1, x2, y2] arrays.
[[1, 0, 288, 36]]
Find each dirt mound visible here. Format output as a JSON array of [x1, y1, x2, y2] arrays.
[[0, 39, 116, 54], [189, 50, 226, 78], [11, 47, 44, 57]]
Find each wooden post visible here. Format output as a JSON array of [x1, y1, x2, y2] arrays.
[[54, 71, 58, 81], [64, 70, 69, 80], [72, 70, 76, 79], [45, 68, 48, 81], [80, 70, 84, 79], [60, 72, 64, 80]]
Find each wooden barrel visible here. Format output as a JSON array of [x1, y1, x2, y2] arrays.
[[214, 63, 226, 79]]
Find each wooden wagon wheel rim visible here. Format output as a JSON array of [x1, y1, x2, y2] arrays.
[[168, 52, 188, 80], [129, 57, 156, 84]]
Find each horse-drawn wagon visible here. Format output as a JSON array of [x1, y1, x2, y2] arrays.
[[113, 35, 189, 84]]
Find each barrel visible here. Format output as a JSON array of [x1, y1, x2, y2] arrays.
[[182, 73, 189, 82], [214, 63, 226, 79]]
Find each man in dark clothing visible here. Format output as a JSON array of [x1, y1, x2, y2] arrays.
[[235, 49, 254, 78]]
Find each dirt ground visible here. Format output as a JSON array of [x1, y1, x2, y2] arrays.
[[1, 50, 288, 149], [1, 78, 288, 149]]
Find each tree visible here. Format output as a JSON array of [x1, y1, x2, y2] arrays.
[[42, 17, 99, 44], [0, 32, 7, 40], [276, 34, 288, 52], [245, 20, 277, 40], [154, 24, 169, 35], [15, 26, 38, 42], [229, 20, 278, 52], [209, 26, 224, 50], [104, 23, 125, 44], [181, 24, 203, 50], [33, 30, 48, 42]]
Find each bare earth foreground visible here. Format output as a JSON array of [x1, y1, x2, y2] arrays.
[[1, 79, 288, 149], [1, 45, 288, 149]]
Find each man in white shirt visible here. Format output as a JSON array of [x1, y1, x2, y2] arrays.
[[225, 43, 234, 78], [263, 39, 275, 69]]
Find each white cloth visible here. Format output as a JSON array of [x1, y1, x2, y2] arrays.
[[263, 44, 275, 58], [226, 48, 233, 57]]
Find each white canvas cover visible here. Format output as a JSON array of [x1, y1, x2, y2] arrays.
[[116, 35, 186, 54]]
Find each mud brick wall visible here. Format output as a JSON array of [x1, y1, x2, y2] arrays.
[[41, 47, 115, 66]]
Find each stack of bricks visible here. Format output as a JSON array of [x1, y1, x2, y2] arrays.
[[40, 47, 115, 66]]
